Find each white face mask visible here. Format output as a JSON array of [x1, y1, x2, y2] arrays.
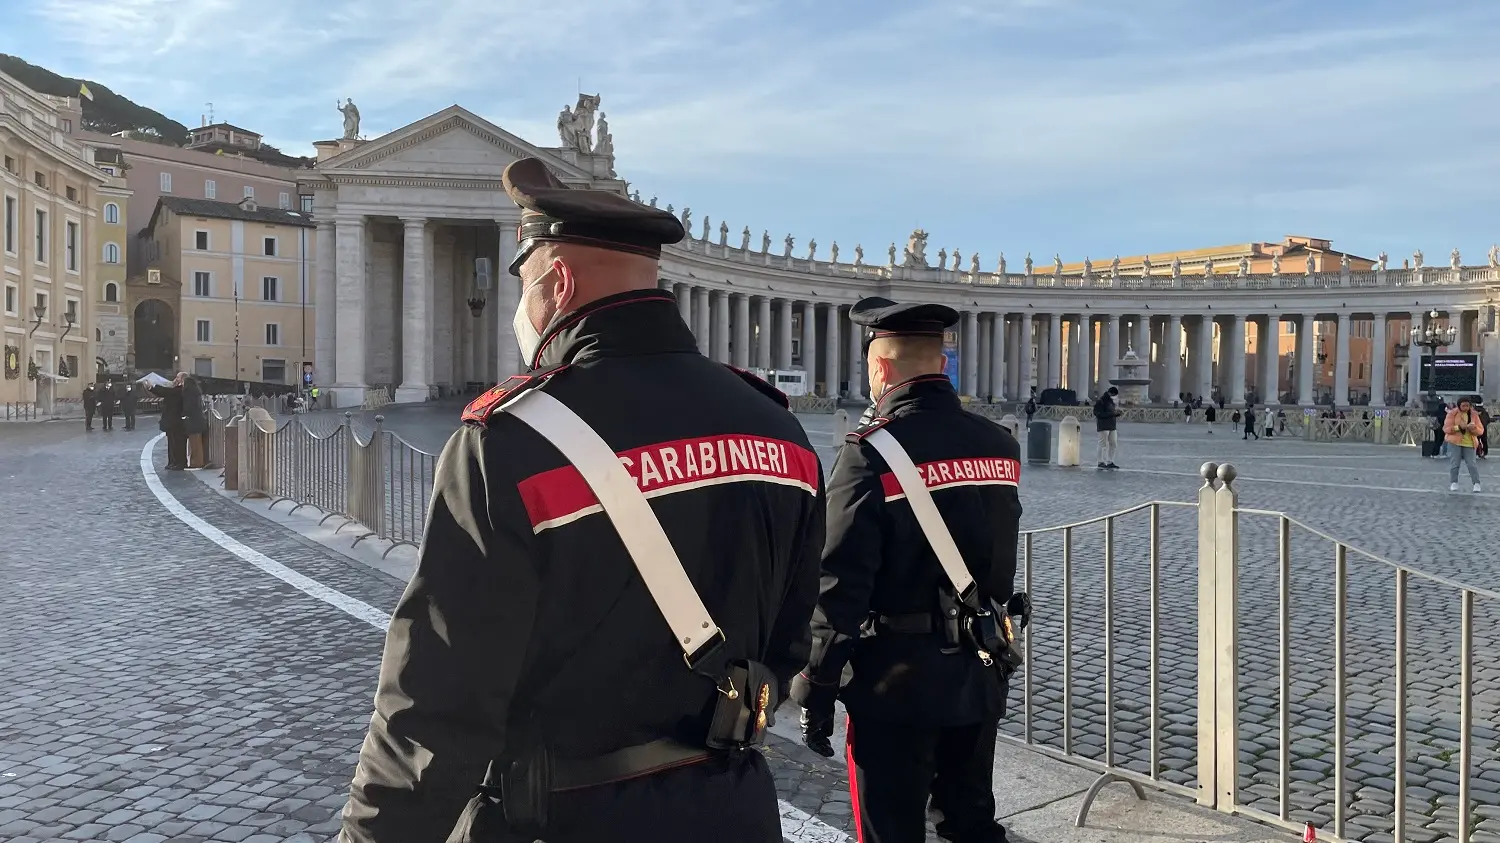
[[512, 265, 558, 366]]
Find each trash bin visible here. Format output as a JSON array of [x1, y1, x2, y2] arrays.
[[1027, 419, 1052, 465], [1056, 416, 1081, 467], [998, 413, 1021, 439]]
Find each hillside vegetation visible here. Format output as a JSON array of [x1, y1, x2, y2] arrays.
[[0, 54, 190, 145]]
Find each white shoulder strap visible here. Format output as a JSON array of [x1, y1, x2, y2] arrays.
[[862, 427, 976, 597], [503, 390, 724, 664]]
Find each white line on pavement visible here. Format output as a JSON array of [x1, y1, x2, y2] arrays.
[[1113, 465, 1497, 497], [138, 434, 850, 843]]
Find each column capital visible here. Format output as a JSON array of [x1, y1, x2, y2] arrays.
[[401, 216, 428, 227], [334, 215, 365, 228]]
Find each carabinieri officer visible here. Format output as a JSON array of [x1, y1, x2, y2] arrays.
[[792, 296, 1029, 843]]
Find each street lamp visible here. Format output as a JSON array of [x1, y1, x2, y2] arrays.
[[1409, 308, 1458, 408], [57, 310, 77, 343], [26, 303, 46, 338]]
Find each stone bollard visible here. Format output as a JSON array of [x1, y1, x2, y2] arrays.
[[1056, 415, 1082, 466], [1027, 419, 1053, 465], [998, 413, 1021, 439], [223, 416, 241, 491], [832, 408, 850, 439], [242, 407, 277, 498]]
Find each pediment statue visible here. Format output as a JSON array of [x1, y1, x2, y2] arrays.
[[1203, 258, 1215, 277], [1024, 252, 1033, 275], [1238, 256, 1249, 276], [1340, 253, 1351, 272], [952, 250, 961, 271], [1170, 256, 1182, 278], [762, 230, 771, 253], [1451, 247, 1461, 270], [997, 252, 1007, 275], [1376, 251, 1388, 271], [970, 254, 980, 275], [681, 207, 692, 231], [1053, 253, 1063, 275], [558, 94, 601, 154], [742, 226, 752, 251], [719, 221, 729, 246], [1413, 249, 1424, 269], [807, 239, 818, 261], [854, 245, 864, 267], [1271, 254, 1280, 274], [830, 242, 840, 264], [1141, 255, 1153, 275], [888, 243, 898, 266], [902, 229, 930, 268], [1110, 255, 1120, 277], [701, 216, 710, 241], [1489, 244, 1498, 269], [1305, 253, 1315, 275], [1083, 256, 1093, 277], [783, 234, 795, 257], [338, 99, 360, 140], [937, 247, 948, 268]]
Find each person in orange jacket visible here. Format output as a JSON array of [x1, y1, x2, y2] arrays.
[[1443, 396, 1485, 492]]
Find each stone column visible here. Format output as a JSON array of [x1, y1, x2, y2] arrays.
[[313, 220, 336, 388], [494, 221, 520, 377], [989, 313, 1006, 400], [1260, 316, 1280, 404], [1296, 316, 1315, 405], [1407, 310, 1424, 405], [1018, 313, 1034, 397], [693, 287, 710, 356], [1334, 312, 1351, 407], [714, 291, 731, 363], [1370, 313, 1387, 407], [801, 301, 818, 392], [846, 310, 865, 401], [962, 310, 980, 396], [332, 216, 367, 402], [1046, 314, 1062, 390], [977, 316, 992, 400], [1165, 314, 1183, 403], [675, 283, 692, 325], [395, 217, 431, 402], [824, 303, 841, 397], [757, 297, 773, 369], [1099, 315, 1118, 392], [778, 299, 794, 369], [1133, 316, 1151, 358], [1197, 316, 1215, 398], [733, 294, 751, 368], [1228, 315, 1247, 405], [1079, 315, 1095, 399]]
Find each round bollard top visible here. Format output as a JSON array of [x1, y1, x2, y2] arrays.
[[1060, 415, 1080, 429], [1199, 461, 1219, 481], [1216, 463, 1238, 484]]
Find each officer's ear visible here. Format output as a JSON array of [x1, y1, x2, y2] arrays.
[[550, 256, 577, 310]]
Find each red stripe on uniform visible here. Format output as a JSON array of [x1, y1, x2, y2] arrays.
[[517, 433, 820, 532], [878, 456, 1020, 501]]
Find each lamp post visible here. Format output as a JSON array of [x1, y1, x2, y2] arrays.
[[26, 303, 46, 338], [1410, 308, 1457, 411]]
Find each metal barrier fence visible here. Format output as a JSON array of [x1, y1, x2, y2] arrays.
[[3, 402, 39, 421], [1004, 463, 1498, 843]]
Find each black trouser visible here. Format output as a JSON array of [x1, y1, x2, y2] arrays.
[[846, 714, 1005, 843], [84, 410, 95, 429], [124, 411, 135, 430], [165, 427, 188, 468], [101, 412, 114, 430], [458, 752, 781, 843]]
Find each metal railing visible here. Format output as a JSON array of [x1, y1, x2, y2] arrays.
[[3, 402, 39, 421], [1003, 462, 1498, 842]]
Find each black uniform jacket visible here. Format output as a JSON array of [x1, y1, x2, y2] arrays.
[[340, 289, 826, 843], [805, 374, 1022, 727]]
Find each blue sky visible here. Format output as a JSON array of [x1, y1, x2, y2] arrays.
[[9, 0, 1500, 265]]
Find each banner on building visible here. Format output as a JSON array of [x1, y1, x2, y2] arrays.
[[942, 328, 960, 391]]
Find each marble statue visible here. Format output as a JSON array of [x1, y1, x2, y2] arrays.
[[594, 112, 614, 158], [742, 226, 752, 251], [1024, 252, 1033, 276], [1110, 255, 1120, 277], [1377, 251, 1388, 271], [888, 243, 898, 266], [762, 230, 771, 253], [719, 221, 729, 247], [830, 242, 839, 264], [631, 190, 641, 202], [937, 247, 948, 268], [1170, 256, 1182, 279], [1340, 253, 1351, 273], [1413, 249, 1424, 270], [1142, 255, 1153, 276], [952, 250, 961, 271], [1451, 247, 1461, 270], [1083, 256, 1093, 277], [649, 196, 658, 207], [902, 230, 930, 268], [338, 99, 360, 140], [557, 94, 601, 154], [1238, 256, 1249, 276], [700, 217, 710, 241], [783, 234, 795, 258], [1203, 257, 1215, 277], [1305, 253, 1315, 275], [1271, 253, 1281, 274], [1053, 253, 1063, 277], [854, 245, 864, 267], [808, 239, 818, 261], [667, 204, 674, 216], [681, 207, 691, 231], [970, 254, 980, 275], [997, 252, 1007, 275], [1489, 244, 1499, 269]]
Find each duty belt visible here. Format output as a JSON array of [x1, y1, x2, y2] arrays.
[[875, 612, 944, 634], [550, 739, 715, 792]]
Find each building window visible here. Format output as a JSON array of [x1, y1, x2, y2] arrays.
[[261, 359, 286, 384], [65, 186, 77, 202], [2, 156, 13, 173], [160, 172, 172, 193], [35, 291, 48, 319], [100, 166, 117, 177], [299, 194, 313, 214], [65, 298, 79, 324], [34, 171, 47, 189], [264, 323, 280, 346], [195, 230, 209, 250], [243, 185, 254, 200], [65, 355, 78, 378], [194, 357, 214, 377], [3, 283, 16, 316], [195, 319, 211, 343], [104, 202, 119, 224], [104, 282, 119, 302], [204, 179, 216, 200], [193, 271, 211, 297], [61, 118, 72, 134], [278, 192, 290, 210], [34, 209, 47, 263], [65, 221, 79, 271], [3, 195, 14, 254], [261, 276, 279, 301], [102, 242, 120, 264], [263, 237, 278, 257]]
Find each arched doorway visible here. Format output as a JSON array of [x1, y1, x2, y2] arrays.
[[133, 299, 176, 372]]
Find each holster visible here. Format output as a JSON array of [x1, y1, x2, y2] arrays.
[[936, 589, 965, 654], [445, 743, 552, 843], [961, 604, 1025, 682], [706, 659, 779, 751]]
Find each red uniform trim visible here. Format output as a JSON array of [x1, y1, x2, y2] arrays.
[[878, 456, 1020, 502], [516, 433, 820, 533], [845, 714, 865, 843], [461, 366, 571, 424]]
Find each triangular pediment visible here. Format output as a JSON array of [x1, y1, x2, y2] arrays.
[[318, 105, 591, 180]]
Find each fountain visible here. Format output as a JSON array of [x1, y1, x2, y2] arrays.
[[1111, 342, 1152, 406]]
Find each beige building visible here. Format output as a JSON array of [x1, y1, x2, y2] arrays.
[[85, 139, 131, 375], [1, 70, 112, 408], [134, 195, 315, 385]]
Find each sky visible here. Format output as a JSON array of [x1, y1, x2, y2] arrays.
[[8, 0, 1500, 266]]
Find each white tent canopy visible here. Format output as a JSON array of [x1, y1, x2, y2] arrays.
[[136, 372, 172, 387]]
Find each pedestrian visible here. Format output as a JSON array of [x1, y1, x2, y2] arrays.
[[791, 295, 1028, 843], [1264, 406, 1276, 438], [1444, 396, 1484, 492], [82, 383, 97, 431], [1243, 405, 1259, 440], [1476, 401, 1491, 460], [339, 158, 824, 843], [1024, 396, 1036, 426], [121, 382, 138, 430], [1277, 408, 1287, 434], [1183, 402, 1192, 424], [310, 386, 320, 409], [1093, 385, 1120, 469], [98, 382, 118, 431], [1204, 403, 1216, 433], [150, 373, 188, 470], [182, 376, 207, 468]]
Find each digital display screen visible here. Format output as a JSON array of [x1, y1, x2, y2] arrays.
[[1418, 353, 1479, 393]]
